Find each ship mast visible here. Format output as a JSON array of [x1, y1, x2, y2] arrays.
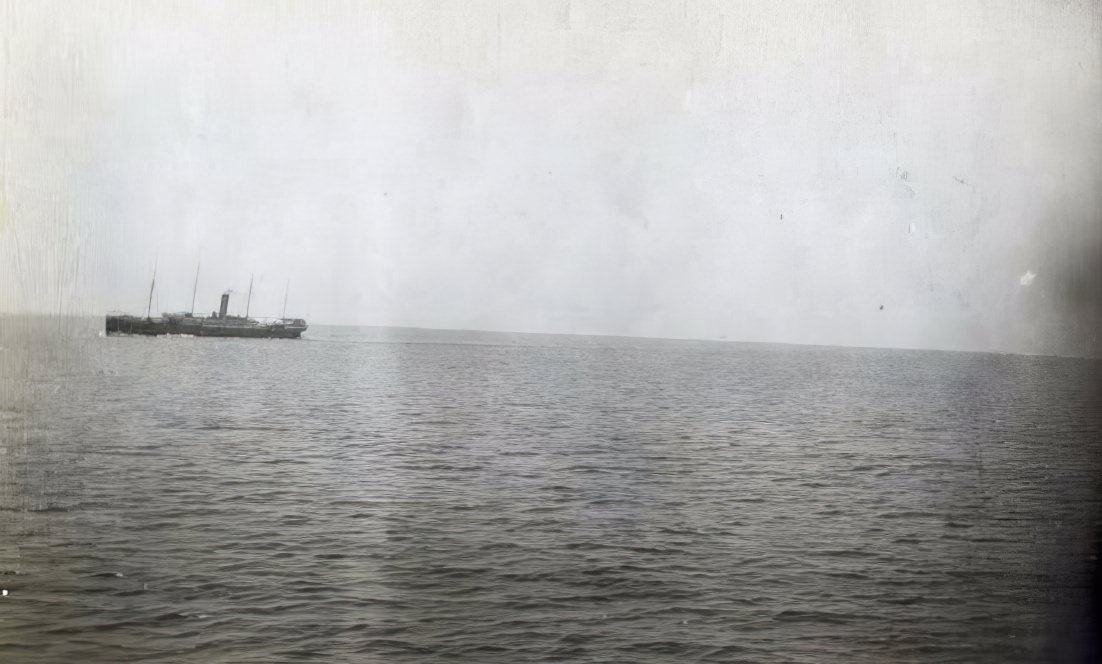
[[190, 260, 200, 315], [281, 280, 289, 319], [146, 257, 158, 320], [245, 274, 254, 319]]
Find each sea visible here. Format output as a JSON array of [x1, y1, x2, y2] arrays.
[[1, 317, 1100, 663]]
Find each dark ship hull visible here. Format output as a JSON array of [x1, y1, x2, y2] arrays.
[[106, 314, 307, 338]]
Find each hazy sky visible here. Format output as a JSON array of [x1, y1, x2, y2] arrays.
[[2, 1, 1100, 355]]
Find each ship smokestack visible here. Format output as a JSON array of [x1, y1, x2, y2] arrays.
[[219, 292, 230, 319]]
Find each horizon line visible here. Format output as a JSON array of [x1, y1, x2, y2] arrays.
[[5, 312, 1094, 361], [305, 322, 1101, 361]]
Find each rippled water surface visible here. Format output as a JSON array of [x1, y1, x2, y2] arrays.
[[2, 319, 1101, 662]]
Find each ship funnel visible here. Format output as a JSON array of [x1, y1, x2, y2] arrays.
[[219, 292, 230, 318]]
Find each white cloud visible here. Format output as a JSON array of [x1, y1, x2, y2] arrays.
[[1020, 270, 1036, 287]]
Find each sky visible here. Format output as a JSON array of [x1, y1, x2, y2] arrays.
[[2, 0, 1101, 356]]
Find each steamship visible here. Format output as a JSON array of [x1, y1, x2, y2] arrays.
[[105, 268, 308, 339]]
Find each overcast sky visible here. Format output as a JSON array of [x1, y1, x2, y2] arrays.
[[2, 1, 1100, 356]]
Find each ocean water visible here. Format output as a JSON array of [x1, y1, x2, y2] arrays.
[[1, 318, 1100, 662]]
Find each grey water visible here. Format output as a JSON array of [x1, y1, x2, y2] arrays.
[[1, 318, 1100, 662]]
